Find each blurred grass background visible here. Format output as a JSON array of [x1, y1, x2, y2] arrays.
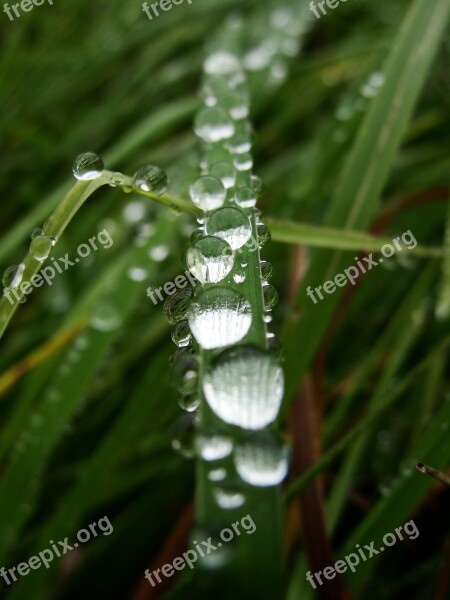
[[0, 0, 449, 598]]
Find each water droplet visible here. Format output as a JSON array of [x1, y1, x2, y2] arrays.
[[234, 186, 257, 208], [109, 172, 125, 187], [221, 92, 249, 120], [30, 227, 43, 240], [91, 302, 121, 331], [72, 152, 104, 180], [267, 332, 283, 360], [251, 175, 263, 195], [169, 347, 198, 395], [165, 289, 194, 325], [233, 154, 253, 173], [234, 431, 289, 487], [209, 163, 237, 190], [172, 320, 192, 347], [233, 271, 246, 284], [244, 44, 274, 71], [191, 526, 233, 569], [201, 76, 230, 107], [196, 432, 233, 461], [208, 468, 227, 482], [186, 236, 234, 285], [263, 284, 279, 311], [171, 414, 197, 458], [29, 234, 52, 264], [2, 263, 25, 289], [213, 486, 246, 509], [188, 287, 252, 349], [206, 207, 252, 250], [257, 223, 271, 247], [127, 266, 148, 282], [133, 165, 168, 196], [260, 261, 274, 281], [189, 176, 226, 211], [178, 394, 200, 413], [194, 107, 235, 143], [149, 244, 169, 262], [203, 345, 284, 429], [225, 132, 252, 154], [204, 51, 241, 76]]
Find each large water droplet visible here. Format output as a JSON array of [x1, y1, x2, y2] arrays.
[[30, 235, 53, 262], [204, 51, 241, 76], [196, 432, 233, 461], [188, 287, 252, 349], [189, 176, 226, 211], [194, 107, 235, 143], [203, 345, 284, 429], [234, 431, 289, 487], [209, 163, 237, 190], [2, 263, 25, 289], [206, 207, 252, 250], [234, 186, 257, 208], [186, 236, 234, 285], [164, 289, 194, 325], [73, 152, 104, 180], [133, 165, 168, 196]]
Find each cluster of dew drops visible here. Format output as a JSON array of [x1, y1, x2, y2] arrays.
[[163, 20, 301, 519], [1, 151, 169, 305]]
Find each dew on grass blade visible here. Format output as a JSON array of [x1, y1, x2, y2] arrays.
[[194, 107, 235, 143], [233, 153, 253, 171], [260, 261, 274, 281], [206, 207, 252, 250], [208, 468, 227, 482], [186, 236, 234, 284], [257, 223, 271, 247], [133, 165, 168, 196], [204, 51, 241, 76], [171, 414, 197, 459], [233, 271, 246, 284], [169, 347, 198, 395], [188, 287, 252, 349], [234, 431, 289, 487], [72, 152, 104, 180], [263, 284, 279, 311], [209, 163, 237, 190], [172, 320, 192, 348], [189, 176, 226, 211], [234, 186, 256, 208], [203, 345, 284, 429]]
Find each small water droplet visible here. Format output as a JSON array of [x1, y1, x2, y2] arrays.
[[208, 468, 227, 482], [29, 235, 53, 262], [263, 284, 279, 311], [194, 107, 235, 143], [206, 207, 252, 250], [165, 289, 194, 325], [250, 174, 263, 195], [221, 92, 249, 120], [209, 163, 237, 190], [72, 152, 104, 180], [171, 414, 197, 458], [234, 186, 257, 208], [225, 132, 251, 154], [188, 287, 252, 349], [91, 302, 121, 331], [189, 176, 226, 211], [260, 261, 274, 281], [213, 486, 246, 510], [123, 201, 147, 223], [2, 263, 25, 289], [234, 431, 289, 487], [186, 236, 234, 285], [196, 432, 233, 461], [172, 320, 192, 347], [204, 51, 241, 76], [169, 347, 198, 394], [109, 172, 125, 187], [127, 266, 148, 282], [233, 271, 246, 284], [133, 165, 168, 196], [178, 394, 200, 413], [233, 153, 253, 172], [257, 223, 271, 247], [203, 345, 284, 429]]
